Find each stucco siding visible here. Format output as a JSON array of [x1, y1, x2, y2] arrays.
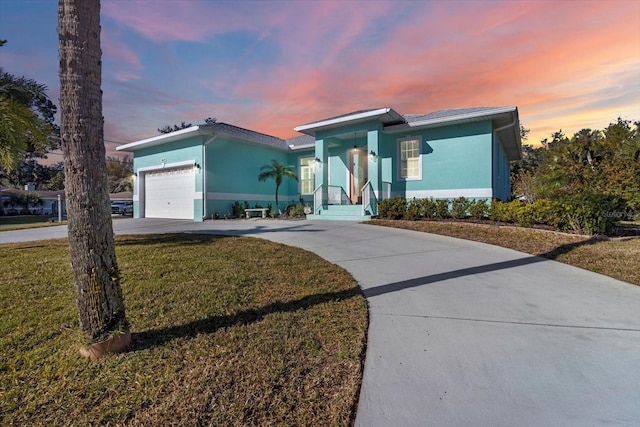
[[379, 121, 493, 200], [205, 138, 288, 216], [492, 130, 511, 201]]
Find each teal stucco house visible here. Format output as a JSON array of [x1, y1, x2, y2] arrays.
[[116, 106, 521, 221]]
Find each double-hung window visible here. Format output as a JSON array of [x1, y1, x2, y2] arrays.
[[398, 136, 421, 180], [299, 156, 315, 195]]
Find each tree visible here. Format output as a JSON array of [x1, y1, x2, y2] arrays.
[[44, 167, 65, 191], [158, 121, 192, 134], [106, 155, 133, 193], [59, 0, 129, 358], [258, 160, 298, 214], [0, 73, 54, 171], [16, 192, 42, 214], [521, 119, 640, 214], [0, 156, 63, 189], [0, 41, 59, 171]]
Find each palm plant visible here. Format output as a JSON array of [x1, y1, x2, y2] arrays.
[[258, 160, 298, 214], [0, 70, 51, 171]]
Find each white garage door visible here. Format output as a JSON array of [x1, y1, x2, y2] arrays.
[[144, 168, 195, 219]]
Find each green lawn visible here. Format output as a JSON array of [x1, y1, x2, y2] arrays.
[[0, 215, 66, 231], [0, 234, 368, 425]]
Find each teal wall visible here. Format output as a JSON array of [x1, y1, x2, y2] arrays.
[[205, 138, 290, 217], [492, 130, 511, 200], [378, 121, 493, 199]]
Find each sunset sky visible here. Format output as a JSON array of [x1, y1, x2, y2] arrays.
[[1, 0, 639, 159]]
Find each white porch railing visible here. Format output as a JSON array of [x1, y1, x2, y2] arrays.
[[313, 184, 324, 215], [381, 181, 391, 201], [361, 181, 377, 216], [328, 185, 350, 205]]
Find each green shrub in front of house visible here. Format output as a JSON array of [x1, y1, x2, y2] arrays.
[[377, 192, 627, 235], [468, 199, 489, 220], [450, 197, 471, 219], [404, 198, 421, 221], [231, 201, 244, 218], [435, 199, 450, 219], [377, 196, 408, 220], [556, 191, 628, 235]]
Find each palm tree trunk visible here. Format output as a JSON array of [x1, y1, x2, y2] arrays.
[[59, 0, 128, 346]]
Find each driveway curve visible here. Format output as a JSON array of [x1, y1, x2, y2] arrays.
[[3, 218, 640, 426]]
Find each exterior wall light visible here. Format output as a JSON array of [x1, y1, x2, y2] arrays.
[[314, 157, 322, 165], [369, 150, 377, 161]]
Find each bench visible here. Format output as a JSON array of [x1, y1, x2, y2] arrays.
[[245, 208, 269, 219]]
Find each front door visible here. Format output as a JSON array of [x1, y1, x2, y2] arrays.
[[349, 149, 368, 204]]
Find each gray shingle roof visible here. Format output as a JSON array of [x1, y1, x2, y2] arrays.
[[206, 122, 288, 150], [403, 107, 501, 123], [285, 134, 315, 147], [1, 187, 66, 199]]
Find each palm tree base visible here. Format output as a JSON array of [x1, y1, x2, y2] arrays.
[[79, 331, 131, 361]]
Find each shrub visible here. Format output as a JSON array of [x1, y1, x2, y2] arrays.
[[490, 199, 519, 223], [529, 198, 562, 227], [489, 193, 626, 234], [558, 192, 627, 235], [231, 201, 243, 218], [405, 198, 421, 221], [418, 198, 437, 219], [377, 196, 407, 219], [468, 199, 489, 220], [450, 197, 471, 219], [434, 199, 450, 219]]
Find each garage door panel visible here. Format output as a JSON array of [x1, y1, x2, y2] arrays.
[[145, 168, 195, 219]]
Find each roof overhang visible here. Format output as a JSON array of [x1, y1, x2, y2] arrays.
[[116, 126, 213, 152], [294, 108, 405, 137], [385, 106, 522, 161]]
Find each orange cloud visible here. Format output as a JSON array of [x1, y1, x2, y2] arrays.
[[100, 0, 639, 149]]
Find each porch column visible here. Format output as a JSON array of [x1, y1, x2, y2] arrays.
[[367, 130, 380, 198], [315, 138, 328, 209]]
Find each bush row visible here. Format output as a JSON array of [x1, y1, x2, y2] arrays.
[[376, 194, 628, 235]]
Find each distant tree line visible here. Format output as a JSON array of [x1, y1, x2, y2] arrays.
[[0, 155, 133, 193], [157, 117, 217, 134], [511, 117, 640, 213]]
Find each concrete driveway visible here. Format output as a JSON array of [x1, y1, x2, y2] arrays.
[[3, 218, 640, 426]]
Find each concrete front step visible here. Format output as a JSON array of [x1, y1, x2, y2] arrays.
[[306, 204, 372, 221], [306, 214, 372, 221]]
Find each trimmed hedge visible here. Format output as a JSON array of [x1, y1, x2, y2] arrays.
[[376, 194, 628, 235]]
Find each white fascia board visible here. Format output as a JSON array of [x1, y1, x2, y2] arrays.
[[289, 143, 316, 150], [137, 160, 196, 172], [385, 106, 517, 133], [116, 126, 207, 152], [294, 108, 392, 134]]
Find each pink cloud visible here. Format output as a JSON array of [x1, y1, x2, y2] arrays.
[[99, 0, 639, 148], [101, 28, 143, 82], [102, 1, 267, 43]]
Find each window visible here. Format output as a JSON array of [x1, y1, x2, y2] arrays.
[[299, 156, 315, 195], [398, 137, 421, 179]]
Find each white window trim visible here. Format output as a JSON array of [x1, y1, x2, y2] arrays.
[[299, 155, 316, 195], [397, 136, 422, 181]]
